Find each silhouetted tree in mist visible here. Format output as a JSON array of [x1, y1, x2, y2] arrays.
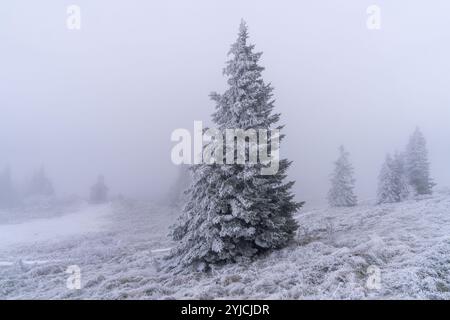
[[0, 166, 17, 208], [26, 166, 54, 197], [89, 175, 109, 204]]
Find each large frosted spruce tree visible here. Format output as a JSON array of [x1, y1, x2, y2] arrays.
[[327, 146, 357, 207], [170, 21, 302, 269], [405, 127, 434, 195]]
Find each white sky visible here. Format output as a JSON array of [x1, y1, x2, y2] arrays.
[[1, 0, 449, 204]]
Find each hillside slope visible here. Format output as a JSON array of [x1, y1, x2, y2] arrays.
[[1, 191, 450, 299]]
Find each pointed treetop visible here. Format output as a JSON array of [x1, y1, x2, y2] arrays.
[[213, 20, 275, 130], [338, 145, 351, 159], [238, 19, 248, 41], [228, 19, 253, 56], [412, 126, 425, 139]]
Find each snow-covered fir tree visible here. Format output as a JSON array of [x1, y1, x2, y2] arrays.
[[89, 175, 109, 204], [377, 154, 396, 204], [0, 166, 17, 208], [26, 166, 54, 197], [405, 127, 434, 195], [170, 21, 302, 269], [327, 146, 357, 207], [393, 152, 410, 200], [377, 153, 409, 204], [377, 153, 409, 203]]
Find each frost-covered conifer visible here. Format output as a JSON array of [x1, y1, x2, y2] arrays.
[[377, 153, 410, 204], [393, 152, 410, 200], [405, 127, 434, 195], [169, 21, 302, 269], [377, 154, 397, 204], [327, 146, 357, 207]]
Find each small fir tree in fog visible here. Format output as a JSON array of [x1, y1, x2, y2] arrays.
[[377, 154, 397, 204], [27, 166, 54, 197], [405, 127, 434, 195], [0, 166, 17, 208], [89, 175, 108, 204], [377, 153, 409, 204], [170, 21, 302, 269], [328, 146, 357, 207], [393, 152, 410, 200]]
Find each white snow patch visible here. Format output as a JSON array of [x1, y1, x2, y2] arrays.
[[151, 248, 172, 253], [0, 204, 112, 249]]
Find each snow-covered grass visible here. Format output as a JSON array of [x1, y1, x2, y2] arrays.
[[1, 191, 450, 299]]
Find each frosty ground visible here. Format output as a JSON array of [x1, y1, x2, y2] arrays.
[[1, 190, 450, 299]]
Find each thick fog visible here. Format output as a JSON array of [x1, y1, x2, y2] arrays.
[[1, 0, 449, 205]]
